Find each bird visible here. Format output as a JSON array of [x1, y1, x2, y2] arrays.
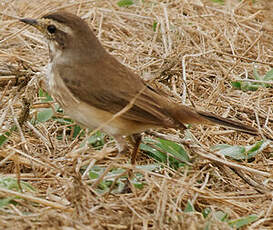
[[20, 11, 258, 163]]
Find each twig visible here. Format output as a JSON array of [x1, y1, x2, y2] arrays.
[[0, 187, 72, 211]]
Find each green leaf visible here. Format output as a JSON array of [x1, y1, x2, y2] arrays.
[[212, 144, 246, 160], [89, 171, 100, 179], [263, 68, 273, 88], [202, 208, 212, 218], [152, 21, 158, 32], [87, 166, 146, 194], [107, 168, 126, 177], [38, 88, 53, 102], [184, 200, 195, 212], [156, 138, 190, 163], [231, 81, 242, 89], [231, 81, 260, 91], [211, 0, 224, 4], [212, 140, 269, 160], [0, 177, 35, 192], [54, 118, 74, 125], [85, 131, 105, 148], [37, 108, 54, 123], [215, 210, 228, 221], [72, 125, 83, 139], [141, 138, 190, 169], [135, 164, 161, 172], [117, 0, 134, 7], [97, 181, 110, 192], [232, 66, 273, 91], [0, 197, 16, 208], [140, 143, 167, 162], [0, 126, 17, 147], [55, 104, 63, 113], [242, 83, 260, 91], [0, 131, 11, 147], [131, 178, 144, 189], [228, 214, 258, 228], [247, 140, 266, 153], [88, 166, 104, 179]]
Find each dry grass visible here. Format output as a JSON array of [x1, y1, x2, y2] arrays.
[[0, 0, 273, 229]]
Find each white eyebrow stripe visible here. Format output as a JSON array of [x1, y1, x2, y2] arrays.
[[54, 21, 73, 35], [42, 18, 74, 35]]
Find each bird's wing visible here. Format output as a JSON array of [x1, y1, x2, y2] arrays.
[[58, 54, 180, 128]]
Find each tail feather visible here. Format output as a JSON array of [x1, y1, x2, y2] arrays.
[[196, 110, 258, 135], [171, 104, 258, 135]]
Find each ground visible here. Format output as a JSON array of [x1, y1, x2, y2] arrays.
[[0, 0, 273, 229]]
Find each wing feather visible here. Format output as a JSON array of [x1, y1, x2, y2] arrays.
[[58, 54, 179, 127]]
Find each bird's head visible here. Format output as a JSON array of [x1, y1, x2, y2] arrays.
[[20, 11, 104, 60]]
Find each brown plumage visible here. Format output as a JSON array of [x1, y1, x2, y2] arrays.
[[20, 11, 258, 160]]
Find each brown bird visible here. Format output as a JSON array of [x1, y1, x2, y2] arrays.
[[20, 11, 257, 163]]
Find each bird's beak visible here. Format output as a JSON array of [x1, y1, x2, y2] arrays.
[[20, 18, 38, 26], [20, 18, 45, 33]]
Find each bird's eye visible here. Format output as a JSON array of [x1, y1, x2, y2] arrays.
[[47, 25, 56, 34]]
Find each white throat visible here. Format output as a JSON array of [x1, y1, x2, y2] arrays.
[[46, 40, 62, 91], [48, 40, 62, 61]]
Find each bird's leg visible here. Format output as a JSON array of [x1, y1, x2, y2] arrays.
[[113, 134, 141, 195], [114, 135, 129, 154], [129, 133, 142, 164], [114, 134, 142, 164]]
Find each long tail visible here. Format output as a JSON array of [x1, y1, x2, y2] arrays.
[[172, 104, 258, 135], [196, 110, 258, 135]]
